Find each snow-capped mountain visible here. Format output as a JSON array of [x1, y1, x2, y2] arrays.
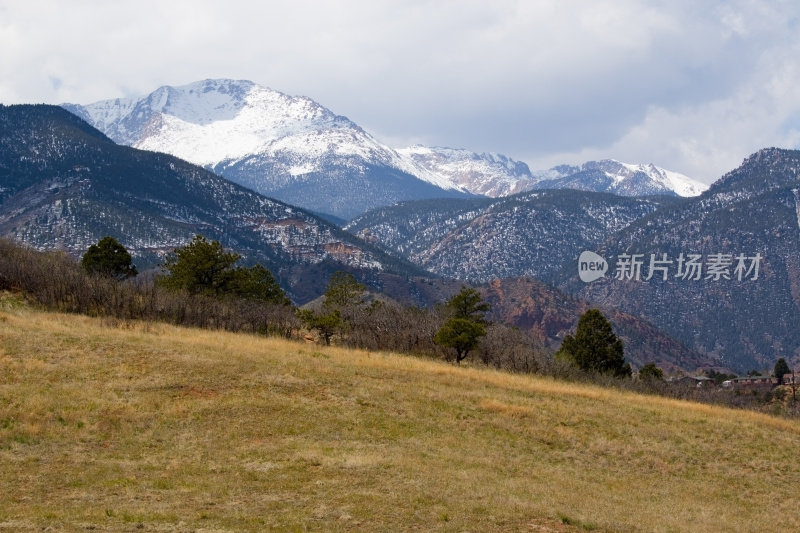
[[528, 159, 708, 197], [0, 104, 435, 304], [63, 79, 469, 220], [396, 146, 536, 197], [63, 79, 706, 217], [396, 146, 707, 199]]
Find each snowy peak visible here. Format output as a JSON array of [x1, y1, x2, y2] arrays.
[[63, 79, 469, 219], [618, 161, 708, 197], [395, 148, 707, 199], [530, 159, 708, 197], [66, 79, 351, 167], [397, 145, 535, 197], [63, 79, 706, 219]]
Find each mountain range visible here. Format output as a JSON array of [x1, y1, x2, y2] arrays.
[[5, 79, 794, 374], [63, 79, 706, 220], [346, 191, 679, 282], [0, 103, 711, 371], [62, 79, 471, 220], [400, 146, 707, 198], [528, 159, 708, 197], [351, 148, 800, 372], [564, 148, 800, 373], [0, 104, 432, 303]]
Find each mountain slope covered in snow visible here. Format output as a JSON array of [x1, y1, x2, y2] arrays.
[[63, 79, 470, 220], [397, 146, 536, 197], [63, 80, 707, 220], [396, 147, 707, 199], [0, 104, 433, 303], [529, 159, 708, 197]]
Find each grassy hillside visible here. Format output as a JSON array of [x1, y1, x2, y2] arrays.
[[1, 294, 799, 532]]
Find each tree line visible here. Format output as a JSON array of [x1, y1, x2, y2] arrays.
[[0, 235, 550, 374], [3, 234, 798, 417]]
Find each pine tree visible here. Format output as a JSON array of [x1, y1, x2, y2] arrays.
[[557, 309, 631, 377], [297, 271, 364, 345], [158, 235, 288, 304], [774, 357, 791, 383], [434, 286, 491, 363], [81, 236, 137, 280]]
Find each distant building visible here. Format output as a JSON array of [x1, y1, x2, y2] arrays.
[[722, 376, 777, 389], [669, 376, 715, 388]]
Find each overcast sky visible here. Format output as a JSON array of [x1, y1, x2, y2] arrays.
[[2, 0, 799, 183]]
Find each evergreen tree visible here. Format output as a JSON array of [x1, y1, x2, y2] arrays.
[[297, 271, 365, 345], [81, 236, 137, 280], [434, 317, 485, 363], [228, 264, 290, 305], [434, 286, 491, 363], [297, 309, 344, 346], [323, 271, 365, 309], [445, 285, 491, 324], [774, 357, 791, 383], [159, 235, 239, 296], [158, 235, 288, 304], [557, 309, 631, 377], [638, 362, 664, 382]]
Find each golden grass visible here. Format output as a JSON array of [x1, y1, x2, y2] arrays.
[[1, 299, 799, 532]]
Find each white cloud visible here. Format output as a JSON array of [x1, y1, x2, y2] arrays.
[[1, 0, 799, 182]]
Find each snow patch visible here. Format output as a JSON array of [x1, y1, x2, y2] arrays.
[[396, 146, 532, 197], [620, 161, 708, 196]]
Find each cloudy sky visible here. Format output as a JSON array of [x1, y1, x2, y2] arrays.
[[2, 0, 799, 183]]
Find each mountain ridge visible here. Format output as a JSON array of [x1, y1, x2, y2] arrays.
[[0, 104, 429, 303], [63, 79, 471, 220], [347, 147, 800, 371], [63, 79, 707, 221], [0, 103, 712, 372]]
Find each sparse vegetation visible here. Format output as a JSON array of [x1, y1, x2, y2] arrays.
[[1, 237, 797, 418], [1, 302, 799, 531], [297, 271, 364, 345], [0, 238, 297, 336]]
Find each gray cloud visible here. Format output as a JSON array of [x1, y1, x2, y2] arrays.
[[2, 0, 799, 183]]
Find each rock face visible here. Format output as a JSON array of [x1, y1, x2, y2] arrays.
[[62, 79, 470, 220]]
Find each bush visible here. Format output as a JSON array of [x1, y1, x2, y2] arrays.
[[0, 238, 297, 336], [639, 362, 664, 382]]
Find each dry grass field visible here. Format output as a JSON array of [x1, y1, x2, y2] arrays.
[[1, 292, 799, 532]]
